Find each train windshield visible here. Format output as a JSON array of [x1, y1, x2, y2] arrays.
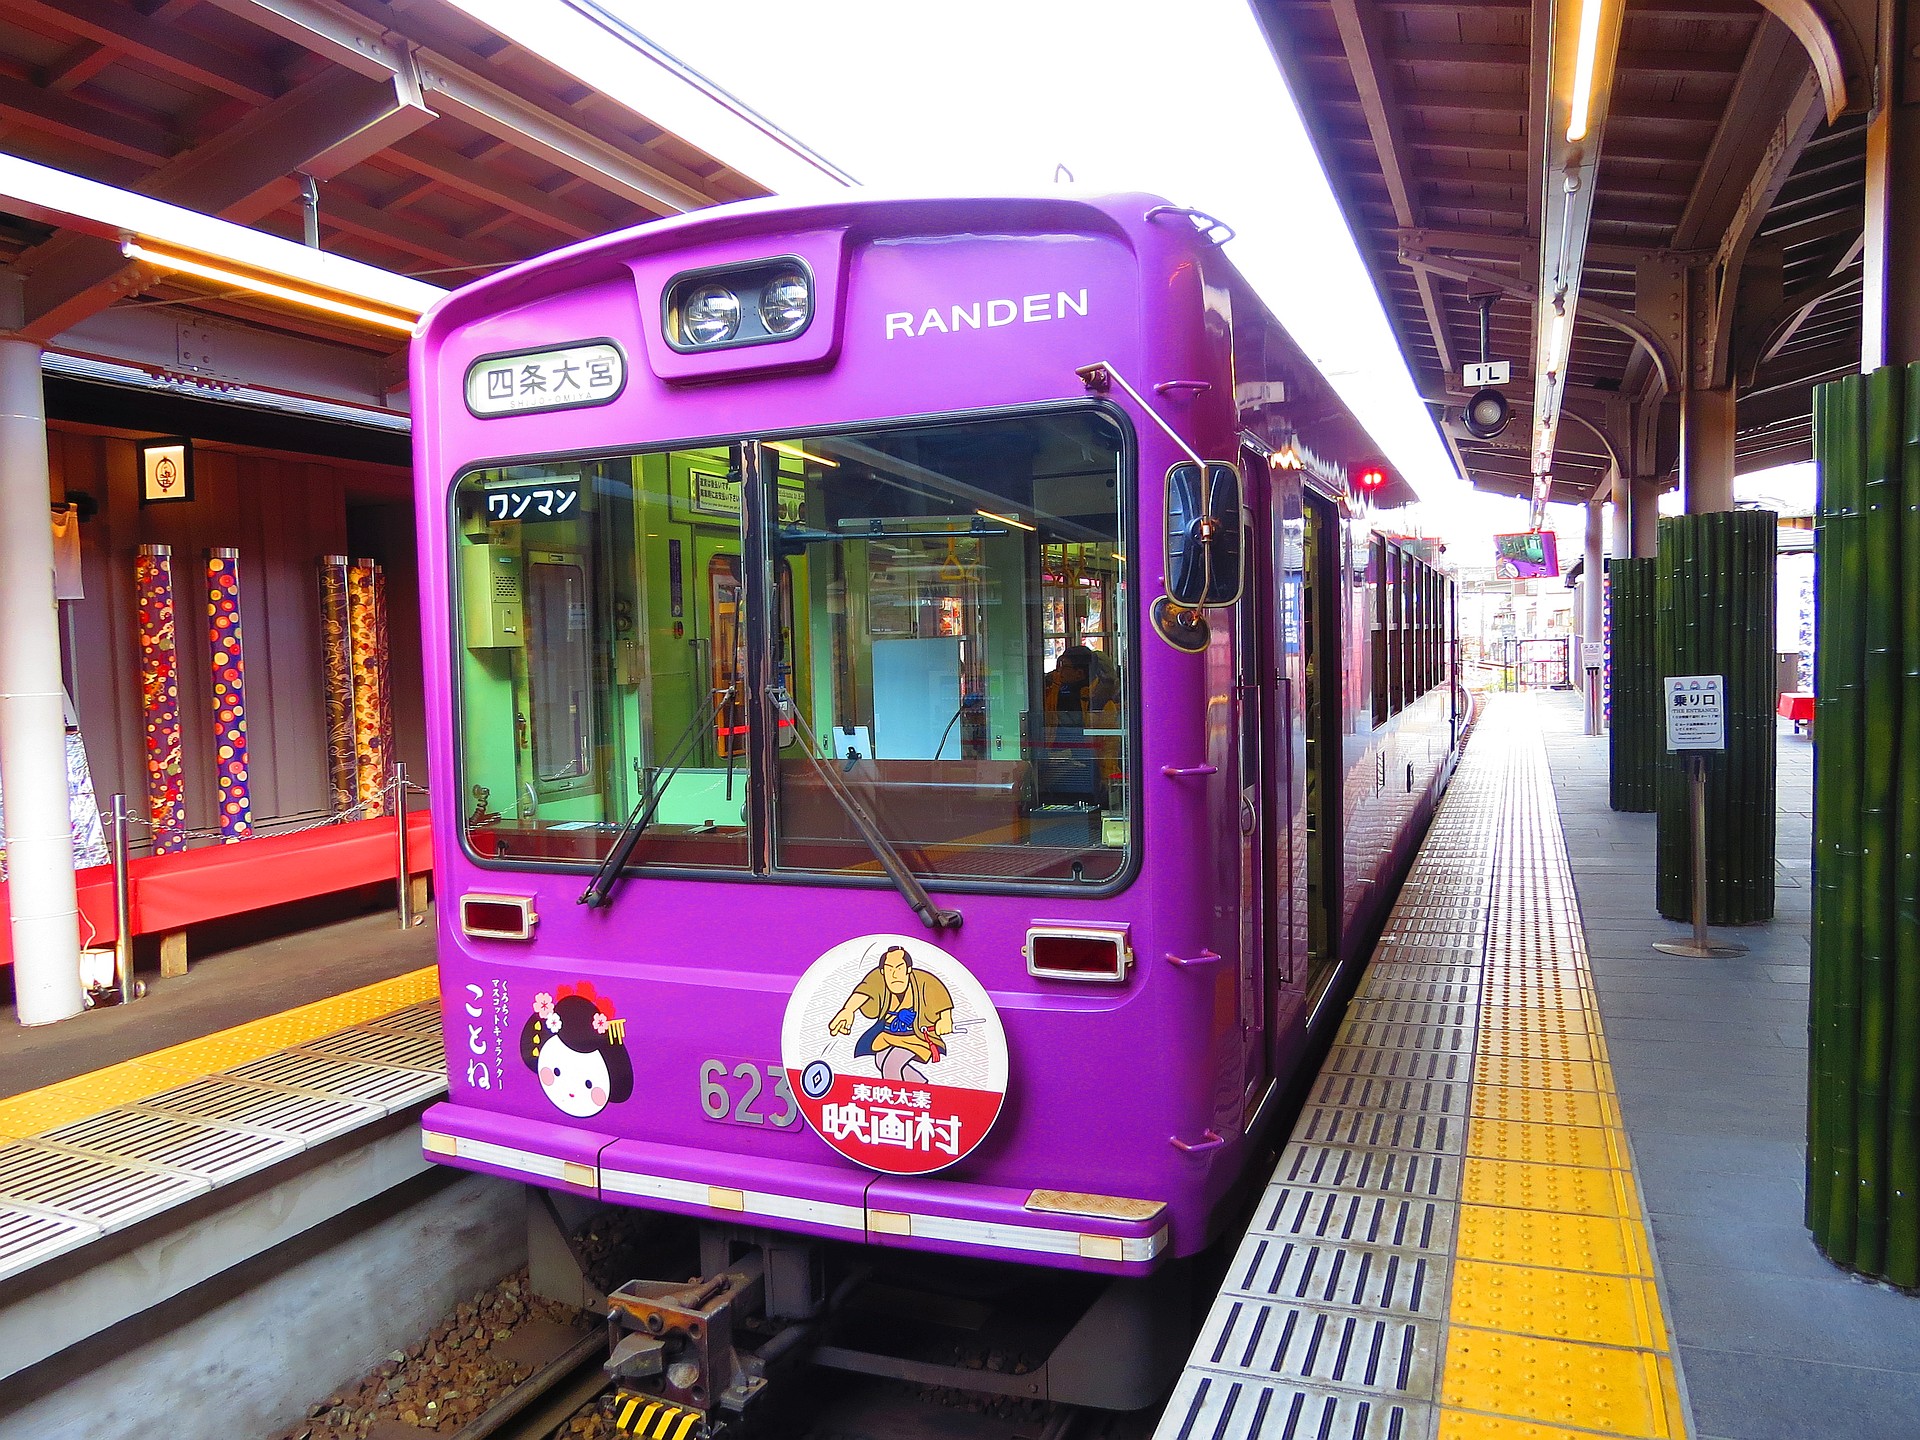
[[451, 407, 1133, 889]]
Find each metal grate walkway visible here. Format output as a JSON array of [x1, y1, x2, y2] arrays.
[[1157, 697, 1687, 1440], [0, 971, 442, 1283]]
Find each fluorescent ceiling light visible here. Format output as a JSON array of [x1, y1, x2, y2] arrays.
[[976, 508, 1036, 532], [122, 242, 420, 333], [1566, 0, 1607, 141]]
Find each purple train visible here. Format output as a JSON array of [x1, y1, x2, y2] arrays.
[[414, 192, 1460, 1418]]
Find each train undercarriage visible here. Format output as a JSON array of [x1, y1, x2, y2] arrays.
[[528, 1192, 1196, 1439]]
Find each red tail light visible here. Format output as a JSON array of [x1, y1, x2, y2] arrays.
[[1025, 924, 1133, 983], [461, 893, 537, 940]]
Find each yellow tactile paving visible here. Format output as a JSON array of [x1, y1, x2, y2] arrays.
[[1437, 1409, 1651, 1439], [1441, 1329, 1681, 1438], [1438, 704, 1685, 1440], [1471, 1055, 1610, 1094], [1456, 1206, 1653, 1280], [1449, 1261, 1669, 1350], [0, 966, 438, 1140], [1462, 1158, 1637, 1219], [1467, 1117, 1621, 1170]]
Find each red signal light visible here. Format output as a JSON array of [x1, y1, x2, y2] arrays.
[[1353, 463, 1389, 494]]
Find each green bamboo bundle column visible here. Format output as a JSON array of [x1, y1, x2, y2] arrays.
[[1811, 373, 1865, 1260], [1890, 363, 1920, 1285], [1654, 510, 1777, 924], [1609, 558, 1658, 810], [1807, 362, 1920, 1282]]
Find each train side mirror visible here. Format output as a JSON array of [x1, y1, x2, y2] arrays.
[[1165, 461, 1244, 608]]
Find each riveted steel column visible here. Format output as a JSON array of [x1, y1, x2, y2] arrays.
[[1681, 385, 1738, 513], [1863, 0, 1920, 370], [1630, 478, 1660, 556], [0, 314, 81, 1025]]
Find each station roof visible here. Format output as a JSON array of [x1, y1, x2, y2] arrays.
[[0, 0, 852, 426], [1252, 0, 1863, 503]]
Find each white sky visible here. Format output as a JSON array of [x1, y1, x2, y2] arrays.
[[598, 0, 1494, 528]]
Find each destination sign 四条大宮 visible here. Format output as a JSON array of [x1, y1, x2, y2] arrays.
[[465, 341, 624, 417]]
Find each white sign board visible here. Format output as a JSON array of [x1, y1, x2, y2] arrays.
[[465, 341, 625, 417], [1464, 360, 1511, 386], [1582, 641, 1605, 669], [1665, 674, 1726, 751]]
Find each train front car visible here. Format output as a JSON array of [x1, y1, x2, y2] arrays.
[[415, 193, 1336, 1417]]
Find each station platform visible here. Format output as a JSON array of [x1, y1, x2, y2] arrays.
[[0, 910, 443, 1288], [1157, 693, 1919, 1440]]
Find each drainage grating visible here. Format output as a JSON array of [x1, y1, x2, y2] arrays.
[[0, 1141, 207, 1230], [1335, 1021, 1471, 1055], [1351, 978, 1478, 1005], [1341, 1000, 1476, 1030], [1320, 1047, 1471, 1083], [1273, 1143, 1462, 1201], [1159, 1371, 1433, 1440], [295, 1027, 444, 1071], [132, 1075, 382, 1143], [1223, 1233, 1448, 1319], [0, 1199, 100, 1282], [1309, 1073, 1471, 1119], [37, 1108, 301, 1182], [1250, 1183, 1456, 1254], [357, 1001, 442, 1036], [1294, 1105, 1462, 1155], [1190, 1296, 1440, 1399], [226, 1051, 447, 1112]]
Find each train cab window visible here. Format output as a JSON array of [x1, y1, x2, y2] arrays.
[[452, 450, 753, 872], [769, 410, 1133, 887]]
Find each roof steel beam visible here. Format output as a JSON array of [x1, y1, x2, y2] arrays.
[[1530, 0, 1627, 517], [15, 66, 436, 339], [411, 53, 710, 216], [1324, 0, 1459, 378]]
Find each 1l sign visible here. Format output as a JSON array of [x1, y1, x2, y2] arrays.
[[1665, 674, 1726, 751]]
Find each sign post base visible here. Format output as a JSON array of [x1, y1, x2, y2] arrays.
[[1653, 751, 1748, 958]]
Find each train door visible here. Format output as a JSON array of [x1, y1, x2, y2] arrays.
[[1236, 444, 1273, 1121], [1301, 487, 1344, 980], [524, 547, 598, 811]]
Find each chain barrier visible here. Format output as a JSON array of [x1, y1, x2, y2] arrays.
[[122, 772, 411, 843]]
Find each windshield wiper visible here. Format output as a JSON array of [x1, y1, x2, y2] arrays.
[[579, 685, 735, 910], [774, 688, 962, 932]]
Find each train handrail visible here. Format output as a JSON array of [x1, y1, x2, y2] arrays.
[[1169, 1129, 1226, 1153], [1160, 764, 1218, 777]]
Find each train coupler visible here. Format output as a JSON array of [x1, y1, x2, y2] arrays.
[[610, 1392, 708, 1440]]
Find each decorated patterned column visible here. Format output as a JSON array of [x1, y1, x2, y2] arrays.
[[318, 555, 356, 814], [135, 543, 187, 854], [205, 548, 252, 840], [346, 558, 389, 818], [372, 560, 396, 792]]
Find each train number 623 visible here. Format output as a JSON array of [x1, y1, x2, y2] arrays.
[[698, 1059, 799, 1128]]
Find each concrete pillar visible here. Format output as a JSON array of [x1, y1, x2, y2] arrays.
[[1681, 384, 1737, 513], [1630, 478, 1660, 556], [0, 332, 81, 1025], [1863, 0, 1920, 370]]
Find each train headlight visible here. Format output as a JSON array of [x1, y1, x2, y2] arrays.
[[758, 271, 811, 335], [665, 259, 816, 353], [681, 285, 742, 346]]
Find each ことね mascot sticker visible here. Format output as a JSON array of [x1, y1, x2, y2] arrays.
[[522, 981, 633, 1119], [781, 935, 1007, 1174]]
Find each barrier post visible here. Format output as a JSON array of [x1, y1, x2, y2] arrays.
[[394, 762, 414, 931], [110, 791, 134, 1005]]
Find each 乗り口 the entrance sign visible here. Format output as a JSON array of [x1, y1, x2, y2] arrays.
[[1665, 674, 1726, 751]]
